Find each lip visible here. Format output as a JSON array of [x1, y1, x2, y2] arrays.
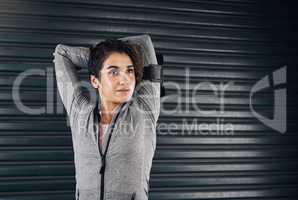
[[116, 89, 130, 94], [116, 89, 130, 92]]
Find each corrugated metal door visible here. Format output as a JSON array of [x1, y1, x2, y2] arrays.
[[0, 0, 297, 199]]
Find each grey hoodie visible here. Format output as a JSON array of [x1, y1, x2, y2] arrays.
[[53, 35, 160, 200]]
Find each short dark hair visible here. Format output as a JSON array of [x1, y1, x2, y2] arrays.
[[88, 39, 144, 86]]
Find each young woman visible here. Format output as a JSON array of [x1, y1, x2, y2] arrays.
[[53, 35, 161, 200]]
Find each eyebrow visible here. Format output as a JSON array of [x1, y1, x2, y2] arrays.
[[107, 65, 134, 70]]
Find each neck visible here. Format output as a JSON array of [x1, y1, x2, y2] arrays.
[[100, 101, 120, 124]]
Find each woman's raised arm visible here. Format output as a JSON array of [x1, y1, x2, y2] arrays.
[[52, 44, 90, 116], [122, 35, 161, 124]]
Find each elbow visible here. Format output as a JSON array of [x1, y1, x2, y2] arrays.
[[53, 44, 70, 59], [53, 44, 66, 56], [52, 44, 68, 65]]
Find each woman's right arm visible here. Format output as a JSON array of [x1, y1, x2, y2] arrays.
[[52, 44, 90, 116]]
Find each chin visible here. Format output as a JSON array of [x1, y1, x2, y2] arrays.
[[119, 95, 133, 103]]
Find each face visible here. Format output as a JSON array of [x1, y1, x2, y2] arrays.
[[90, 52, 136, 107]]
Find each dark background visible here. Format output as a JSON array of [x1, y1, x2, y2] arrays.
[[0, 0, 297, 199]]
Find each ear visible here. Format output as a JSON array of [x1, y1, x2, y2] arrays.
[[90, 74, 101, 89]]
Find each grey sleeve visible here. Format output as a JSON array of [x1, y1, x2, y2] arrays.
[[134, 79, 160, 124], [121, 35, 161, 124], [52, 44, 90, 116]]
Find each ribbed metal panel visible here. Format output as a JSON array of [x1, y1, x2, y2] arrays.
[[0, 0, 297, 199]]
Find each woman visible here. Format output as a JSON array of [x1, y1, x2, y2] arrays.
[[53, 35, 161, 200]]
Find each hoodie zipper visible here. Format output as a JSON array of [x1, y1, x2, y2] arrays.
[[96, 103, 126, 200]]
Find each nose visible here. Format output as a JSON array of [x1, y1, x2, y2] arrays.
[[119, 71, 129, 85]]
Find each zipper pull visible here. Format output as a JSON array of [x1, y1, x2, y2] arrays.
[[131, 192, 136, 200], [100, 157, 106, 174]]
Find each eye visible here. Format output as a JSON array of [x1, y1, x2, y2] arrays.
[[109, 69, 119, 76], [127, 68, 134, 73]]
